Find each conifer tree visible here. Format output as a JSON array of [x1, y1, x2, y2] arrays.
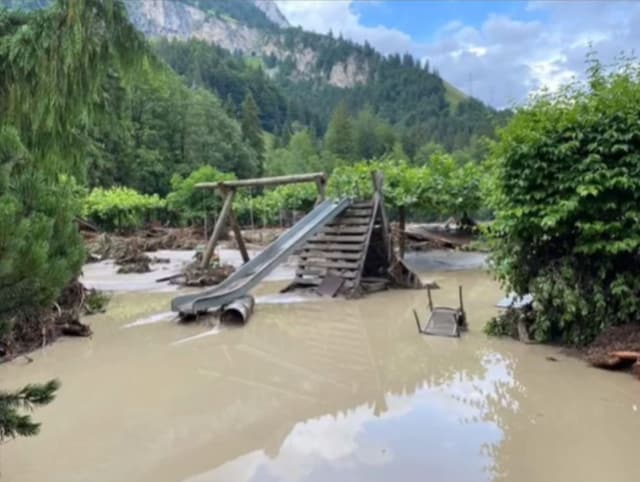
[[0, 1, 144, 341], [324, 101, 356, 161], [241, 91, 265, 176]]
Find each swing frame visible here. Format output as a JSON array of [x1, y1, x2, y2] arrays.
[[195, 173, 327, 269]]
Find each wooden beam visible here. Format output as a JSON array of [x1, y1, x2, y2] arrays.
[[352, 192, 379, 290], [196, 173, 326, 190], [398, 205, 406, 260], [229, 210, 249, 263], [315, 176, 326, 205], [372, 171, 393, 261], [201, 188, 235, 269]]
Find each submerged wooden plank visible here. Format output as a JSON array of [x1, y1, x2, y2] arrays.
[[298, 260, 361, 270], [317, 274, 344, 297], [294, 276, 355, 288], [296, 268, 358, 279]]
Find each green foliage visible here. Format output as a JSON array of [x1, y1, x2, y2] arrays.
[[484, 309, 524, 338], [353, 105, 395, 160], [0, 0, 143, 327], [327, 157, 484, 219], [241, 92, 265, 176], [166, 166, 236, 226], [324, 101, 356, 161], [265, 128, 331, 176], [153, 38, 299, 133], [0, 128, 86, 319], [0, 379, 60, 441], [488, 55, 640, 345], [234, 183, 317, 226], [84, 290, 110, 314], [84, 187, 165, 232], [429, 153, 484, 221], [87, 61, 256, 195]]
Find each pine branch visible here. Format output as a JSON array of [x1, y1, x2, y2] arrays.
[[0, 379, 60, 441]]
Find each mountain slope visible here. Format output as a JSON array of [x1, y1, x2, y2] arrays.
[[1, 0, 502, 151]]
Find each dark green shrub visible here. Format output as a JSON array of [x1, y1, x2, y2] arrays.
[[488, 56, 640, 345]]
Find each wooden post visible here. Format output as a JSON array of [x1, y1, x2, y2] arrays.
[[398, 205, 406, 260], [201, 188, 235, 269], [315, 177, 326, 205], [371, 171, 393, 261], [229, 210, 249, 263]]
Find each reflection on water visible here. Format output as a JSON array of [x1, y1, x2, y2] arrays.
[[1, 271, 638, 482], [187, 351, 514, 482]]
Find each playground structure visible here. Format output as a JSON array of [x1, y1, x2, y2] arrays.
[[170, 171, 422, 317]]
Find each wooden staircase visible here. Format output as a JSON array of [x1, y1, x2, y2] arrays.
[[293, 201, 377, 294]]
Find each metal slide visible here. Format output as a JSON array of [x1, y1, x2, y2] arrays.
[[171, 198, 352, 315]]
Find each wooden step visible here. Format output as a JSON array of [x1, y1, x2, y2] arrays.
[[351, 202, 373, 209], [300, 250, 363, 261], [311, 234, 367, 243], [343, 208, 372, 217], [321, 225, 369, 235], [327, 217, 371, 226], [296, 268, 358, 279], [294, 278, 355, 289], [303, 242, 365, 252], [298, 260, 361, 270]]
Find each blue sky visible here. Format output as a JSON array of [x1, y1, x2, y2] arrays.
[[276, 1, 640, 108], [352, 1, 542, 43]]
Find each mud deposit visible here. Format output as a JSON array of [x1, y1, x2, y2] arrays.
[[1, 270, 639, 482]]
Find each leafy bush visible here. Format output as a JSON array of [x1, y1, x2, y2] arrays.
[[326, 157, 482, 220], [328, 159, 428, 209], [234, 183, 317, 226], [84, 187, 165, 232], [166, 166, 236, 226], [487, 56, 640, 345]]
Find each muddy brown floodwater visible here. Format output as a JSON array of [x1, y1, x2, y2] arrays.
[[1, 269, 639, 482]]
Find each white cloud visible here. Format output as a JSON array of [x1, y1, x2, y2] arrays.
[[275, 1, 640, 108], [276, 0, 414, 55]]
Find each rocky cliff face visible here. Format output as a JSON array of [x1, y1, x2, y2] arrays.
[[124, 0, 368, 89], [126, 0, 263, 53], [252, 0, 289, 28]]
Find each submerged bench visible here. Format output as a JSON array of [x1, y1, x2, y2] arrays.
[[415, 286, 466, 338]]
